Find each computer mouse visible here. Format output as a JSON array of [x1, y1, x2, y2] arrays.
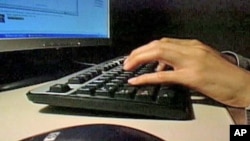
[[21, 124, 164, 141]]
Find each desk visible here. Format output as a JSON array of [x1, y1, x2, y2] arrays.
[[1, 82, 234, 141]]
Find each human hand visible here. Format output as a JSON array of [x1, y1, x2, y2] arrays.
[[123, 38, 250, 108]]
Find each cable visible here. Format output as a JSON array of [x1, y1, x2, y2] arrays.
[[72, 60, 97, 66]]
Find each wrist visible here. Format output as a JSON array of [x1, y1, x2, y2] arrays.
[[225, 70, 250, 108], [245, 80, 250, 110], [240, 72, 250, 109]]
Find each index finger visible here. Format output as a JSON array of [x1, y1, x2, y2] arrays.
[[123, 40, 184, 71]]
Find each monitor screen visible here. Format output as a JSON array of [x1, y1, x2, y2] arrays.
[[0, 0, 110, 52]]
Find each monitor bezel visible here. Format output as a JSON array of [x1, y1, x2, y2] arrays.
[[0, 38, 111, 52], [0, 0, 111, 53]]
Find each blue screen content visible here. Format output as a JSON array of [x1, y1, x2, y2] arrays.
[[0, 0, 109, 39]]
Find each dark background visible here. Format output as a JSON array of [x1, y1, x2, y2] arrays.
[[0, 0, 249, 90], [111, 0, 250, 56]]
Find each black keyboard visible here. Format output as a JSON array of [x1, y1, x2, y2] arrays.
[[27, 56, 193, 120]]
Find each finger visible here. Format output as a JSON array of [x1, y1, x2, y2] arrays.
[[128, 71, 181, 85], [124, 41, 183, 71], [124, 41, 160, 70], [125, 40, 161, 62], [123, 43, 155, 65], [155, 62, 166, 71], [160, 37, 191, 43], [160, 37, 202, 46]]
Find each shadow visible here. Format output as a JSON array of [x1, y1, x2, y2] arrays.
[[39, 106, 169, 120]]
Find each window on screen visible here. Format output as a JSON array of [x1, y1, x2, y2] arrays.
[[0, 0, 109, 39]]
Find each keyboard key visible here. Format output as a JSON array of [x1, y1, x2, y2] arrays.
[[77, 86, 96, 95], [95, 85, 116, 97], [158, 87, 175, 105], [77, 74, 91, 81], [86, 82, 102, 88], [135, 86, 158, 102], [91, 80, 106, 85], [68, 76, 86, 84], [49, 84, 71, 93], [110, 79, 123, 85], [115, 86, 136, 99]]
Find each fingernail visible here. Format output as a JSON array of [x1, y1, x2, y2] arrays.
[[123, 64, 128, 70], [128, 77, 137, 84]]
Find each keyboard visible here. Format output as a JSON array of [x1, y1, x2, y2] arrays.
[[26, 56, 194, 120]]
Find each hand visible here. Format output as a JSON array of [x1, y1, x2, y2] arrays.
[[123, 38, 250, 108]]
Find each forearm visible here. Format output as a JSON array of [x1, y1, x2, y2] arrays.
[[221, 51, 250, 107], [231, 70, 250, 108]]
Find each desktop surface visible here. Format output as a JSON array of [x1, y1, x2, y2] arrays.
[[1, 82, 234, 141]]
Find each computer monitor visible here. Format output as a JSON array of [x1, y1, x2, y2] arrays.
[[0, 0, 110, 52]]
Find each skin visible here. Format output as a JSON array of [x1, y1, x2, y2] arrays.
[[123, 37, 250, 108]]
